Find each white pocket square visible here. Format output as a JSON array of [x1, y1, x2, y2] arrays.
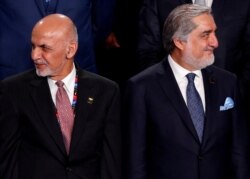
[[220, 97, 234, 111]]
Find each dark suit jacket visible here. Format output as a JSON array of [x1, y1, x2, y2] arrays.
[[137, 0, 250, 86], [0, 68, 121, 179], [125, 58, 249, 179], [0, 0, 115, 79]]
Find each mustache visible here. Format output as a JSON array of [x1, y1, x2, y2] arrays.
[[205, 46, 216, 51], [34, 59, 48, 65]]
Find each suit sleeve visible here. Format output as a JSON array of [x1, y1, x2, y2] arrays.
[[124, 79, 148, 179], [0, 81, 20, 179], [137, 0, 164, 71], [101, 83, 122, 179]]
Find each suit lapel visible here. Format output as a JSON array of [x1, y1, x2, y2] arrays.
[[201, 68, 218, 146], [29, 76, 66, 155], [157, 59, 200, 143], [70, 70, 95, 153]]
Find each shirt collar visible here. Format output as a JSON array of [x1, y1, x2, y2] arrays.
[[48, 64, 76, 94], [168, 54, 202, 80]]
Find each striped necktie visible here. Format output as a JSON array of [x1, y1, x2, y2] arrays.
[[56, 81, 74, 154]]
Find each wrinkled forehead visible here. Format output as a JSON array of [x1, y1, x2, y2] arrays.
[[32, 23, 69, 45], [31, 28, 68, 50]]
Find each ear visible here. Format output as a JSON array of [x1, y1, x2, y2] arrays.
[[173, 38, 185, 51], [66, 41, 78, 59]]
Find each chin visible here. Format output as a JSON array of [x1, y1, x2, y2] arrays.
[[36, 69, 50, 77], [201, 57, 214, 69]]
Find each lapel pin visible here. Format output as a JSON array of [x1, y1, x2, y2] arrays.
[[87, 97, 94, 104]]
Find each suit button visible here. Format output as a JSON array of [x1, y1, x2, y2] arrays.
[[198, 155, 203, 160]]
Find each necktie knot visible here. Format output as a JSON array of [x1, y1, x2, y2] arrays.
[[186, 73, 196, 83], [56, 81, 64, 88]]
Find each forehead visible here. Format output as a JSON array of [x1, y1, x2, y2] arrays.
[[31, 27, 65, 45], [192, 13, 216, 31]]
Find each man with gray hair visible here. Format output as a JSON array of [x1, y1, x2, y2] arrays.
[[125, 4, 249, 179]]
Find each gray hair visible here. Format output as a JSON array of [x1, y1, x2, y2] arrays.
[[72, 25, 78, 43], [162, 4, 212, 53]]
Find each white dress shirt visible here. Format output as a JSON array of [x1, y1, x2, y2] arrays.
[[168, 55, 206, 111], [48, 64, 76, 106], [192, 0, 213, 7]]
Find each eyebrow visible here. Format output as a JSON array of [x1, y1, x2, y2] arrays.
[[203, 30, 212, 33], [31, 43, 53, 51], [201, 28, 217, 35], [203, 26, 217, 33], [40, 44, 48, 48]]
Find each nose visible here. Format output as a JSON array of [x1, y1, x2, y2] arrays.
[[31, 46, 42, 61], [209, 33, 219, 48]]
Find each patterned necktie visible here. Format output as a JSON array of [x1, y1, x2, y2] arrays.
[[186, 73, 204, 142], [194, 0, 206, 6], [56, 81, 74, 154]]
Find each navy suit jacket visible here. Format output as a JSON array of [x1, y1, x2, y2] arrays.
[[0, 0, 115, 79], [137, 0, 250, 88], [0, 67, 121, 179], [125, 58, 249, 179]]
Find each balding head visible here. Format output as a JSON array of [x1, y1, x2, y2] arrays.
[[33, 14, 78, 44], [31, 14, 78, 80]]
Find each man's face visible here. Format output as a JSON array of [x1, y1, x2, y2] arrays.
[[31, 28, 69, 78], [181, 13, 218, 70]]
